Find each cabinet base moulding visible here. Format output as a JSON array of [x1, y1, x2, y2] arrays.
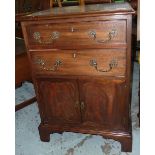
[[38, 123, 132, 152]]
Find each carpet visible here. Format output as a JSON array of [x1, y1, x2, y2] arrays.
[[15, 63, 140, 155]]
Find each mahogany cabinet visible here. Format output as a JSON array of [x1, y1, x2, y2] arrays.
[[21, 2, 134, 152]]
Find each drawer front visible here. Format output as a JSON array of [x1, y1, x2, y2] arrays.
[[26, 20, 127, 49], [30, 49, 126, 77]]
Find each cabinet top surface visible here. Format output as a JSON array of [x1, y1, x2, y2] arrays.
[[21, 2, 134, 21]]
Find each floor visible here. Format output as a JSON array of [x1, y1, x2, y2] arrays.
[[15, 63, 140, 155]]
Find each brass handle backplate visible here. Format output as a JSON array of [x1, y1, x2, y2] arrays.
[[35, 58, 62, 71], [33, 31, 60, 44], [90, 59, 118, 72], [88, 29, 117, 43]]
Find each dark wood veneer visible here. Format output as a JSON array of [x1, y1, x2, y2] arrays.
[[26, 20, 127, 49], [21, 2, 134, 152], [30, 49, 126, 77]]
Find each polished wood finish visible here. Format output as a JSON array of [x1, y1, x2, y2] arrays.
[[21, 2, 134, 152], [25, 20, 126, 49], [38, 79, 81, 124], [15, 0, 112, 38], [15, 0, 58, 38], [15, 39, 32, 87], [20, 3, 134, 21], [15, 97, 36, 111], [128, 0, 138, 11], [78, 78, 128, 129], [30, 49, 126, 77]]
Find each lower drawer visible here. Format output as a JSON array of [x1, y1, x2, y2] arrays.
[[30, 49, 126, 77]]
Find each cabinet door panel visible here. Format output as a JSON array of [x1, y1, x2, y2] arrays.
[[79, 79, 127, 129], [37, 79, 81, 124]]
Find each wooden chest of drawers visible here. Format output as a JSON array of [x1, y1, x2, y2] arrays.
[[21, 2, 134, 152]]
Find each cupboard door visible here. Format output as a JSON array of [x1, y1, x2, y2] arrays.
[[79, 79, 127, 130], [37, 79, 81, 124]]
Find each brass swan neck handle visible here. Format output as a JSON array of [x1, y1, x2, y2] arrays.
[[89, 59, 118, 72], [88, 29, 117, 43], [35, 58, 62, 71]]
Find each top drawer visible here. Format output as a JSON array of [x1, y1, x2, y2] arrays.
[[24, 20, 127, 50]]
